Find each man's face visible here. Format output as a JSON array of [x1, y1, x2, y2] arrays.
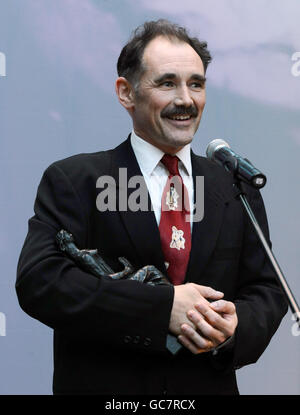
[[130, 36, 206, 154]]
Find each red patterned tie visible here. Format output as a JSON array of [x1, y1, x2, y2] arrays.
[[159, 154, 191, 285]]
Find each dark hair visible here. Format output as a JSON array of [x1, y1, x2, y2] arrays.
[[117, 19, 212, 89]]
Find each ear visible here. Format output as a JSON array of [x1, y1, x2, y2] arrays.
[[115, 77, 135, 111]]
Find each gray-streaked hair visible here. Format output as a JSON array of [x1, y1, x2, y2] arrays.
[[117, 19, 212, 90]]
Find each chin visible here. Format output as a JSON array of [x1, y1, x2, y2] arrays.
[[170, 136, 193, 147], [159, 138, 192, 154]]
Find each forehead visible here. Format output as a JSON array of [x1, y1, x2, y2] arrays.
[[142, 36, 205, 77]]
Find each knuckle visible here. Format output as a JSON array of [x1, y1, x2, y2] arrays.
[[200, 338, 210, 349], [198, 319, 207, 332], [191, 332, 207, 349], [202, 324, 213, 337], [190, 330, 200, 342], [189, 283, 198, 293], [225, 301, 235, 313], [206, 286, 214, 295], [210, 328, 224, 344], [218, 299, 226, 308], [227, 302, 236, 315], [207, 311, 218, 323]]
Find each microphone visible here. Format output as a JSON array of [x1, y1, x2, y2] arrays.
[[206, 139, 267, 189]]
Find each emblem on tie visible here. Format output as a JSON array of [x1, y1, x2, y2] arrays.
[[170, 226, 185, 250], [166, 185, 179, 210], [159, 154, 191, 285]]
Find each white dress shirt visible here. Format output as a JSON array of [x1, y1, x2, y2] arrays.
[[130, 130, 194, 229], [131, 131, 234, 354]]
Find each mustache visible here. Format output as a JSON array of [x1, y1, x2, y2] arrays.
[[161, 105, 198, 118]]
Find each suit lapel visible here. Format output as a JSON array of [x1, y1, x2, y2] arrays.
[[110, 138, 234, 281], [110, 137, 166, 272], [185, 151, 233, 282]]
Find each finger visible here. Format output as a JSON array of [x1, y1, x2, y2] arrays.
[[195, 302, 231, 337], [210, 300, 236, 315], [178, 335, 210, 355], [186, 310, 227, 345], [180, 323, 214, 350], [192, 284, 224, 300]]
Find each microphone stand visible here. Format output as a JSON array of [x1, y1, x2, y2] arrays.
[[234, 181, 300, 328]]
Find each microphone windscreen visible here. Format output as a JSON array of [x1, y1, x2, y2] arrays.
[[206, 139, 230, 160]]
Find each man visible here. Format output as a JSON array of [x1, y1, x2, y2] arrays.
[[16, 20, 287, 395]]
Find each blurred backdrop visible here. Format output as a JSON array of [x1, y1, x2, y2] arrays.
[[0, 0, 299, 394]]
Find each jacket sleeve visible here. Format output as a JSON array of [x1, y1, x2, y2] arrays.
[[16, 163, 174, 353]]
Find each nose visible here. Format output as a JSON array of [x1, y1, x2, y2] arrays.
[[174, 85, 193, 107]]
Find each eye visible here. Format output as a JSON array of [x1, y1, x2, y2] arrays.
[[161, 81, 175, 88], [190, 82, 205, 89]]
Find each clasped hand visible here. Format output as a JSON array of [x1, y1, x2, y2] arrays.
[[169, 283, 238, 354]]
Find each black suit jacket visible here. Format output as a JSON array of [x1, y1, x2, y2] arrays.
[[16, 137, 287, 395]]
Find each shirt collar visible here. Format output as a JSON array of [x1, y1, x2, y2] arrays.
[[130, 130, 192, 177]]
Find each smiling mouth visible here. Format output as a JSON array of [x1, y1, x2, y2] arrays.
[[165, 114, 195, 126], [167, 114, 193, 121]]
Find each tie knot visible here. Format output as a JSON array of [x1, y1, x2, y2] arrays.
[[161, 154, 179, 176]]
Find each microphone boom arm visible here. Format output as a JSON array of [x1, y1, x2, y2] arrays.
[[235, 182, 300, 328]]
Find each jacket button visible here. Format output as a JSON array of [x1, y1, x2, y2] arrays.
[[133, 336, 140, 344], [144, 337, 151, 346], [124, 335, 132, 343]]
